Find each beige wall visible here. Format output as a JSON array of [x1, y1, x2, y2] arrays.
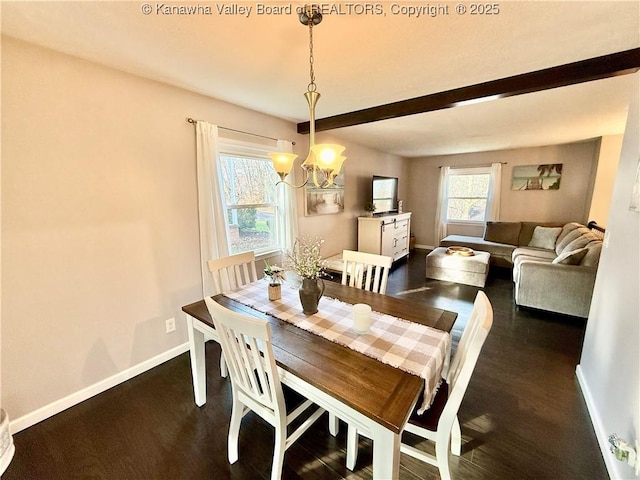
[[1, 36, 405, 426], [407, 141, 601, 247], [588, 135, 624, 228]]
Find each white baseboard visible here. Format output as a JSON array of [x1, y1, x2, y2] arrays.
[[415, 244, 435, 250], [576, 365, 621, 480], [10, 342, 190, 434]]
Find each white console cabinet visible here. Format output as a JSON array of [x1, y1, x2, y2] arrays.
[[357, 212, 411, 262]]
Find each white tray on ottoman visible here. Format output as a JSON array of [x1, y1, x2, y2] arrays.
[[426, 247, 490, 287]]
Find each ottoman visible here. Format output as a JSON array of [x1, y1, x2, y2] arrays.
[[426, 247, 491, 287]]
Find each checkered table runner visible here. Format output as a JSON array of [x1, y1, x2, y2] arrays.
[[223, 279, 450, 413]]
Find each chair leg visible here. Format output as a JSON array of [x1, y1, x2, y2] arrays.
[[228, 395, 243, 464], [435, 428, 452, 480], [346, 425, 358, 471], [220, 353, 228, 378], [451, 416, 462, 456], [271, 421, 287, 480]]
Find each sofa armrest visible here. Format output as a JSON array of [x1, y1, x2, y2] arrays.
[[515, 261, 597, 318]]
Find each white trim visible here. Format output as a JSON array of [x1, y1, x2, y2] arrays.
[[415, 243, 435, 250], [446, 220, 486, 226], [576, 365, 615, 480], [9, 343, 190, 434]]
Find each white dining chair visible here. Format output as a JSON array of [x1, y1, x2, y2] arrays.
[[204, 297, 326, 480], [346, 290, 494, 480], [208, 251, 258, 295], [207, 251, 259, 377], [341, 250, 393, 294]]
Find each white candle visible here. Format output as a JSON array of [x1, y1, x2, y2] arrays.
[[352, 303, 372, 334]]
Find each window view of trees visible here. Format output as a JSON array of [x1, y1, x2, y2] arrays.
[[446, 173, 490, 221], [219, 155, 280, 254]]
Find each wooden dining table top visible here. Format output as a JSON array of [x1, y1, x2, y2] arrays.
[[182, 280, 457, 435]]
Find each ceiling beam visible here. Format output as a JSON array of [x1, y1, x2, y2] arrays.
[[297, 48, 640, 134]]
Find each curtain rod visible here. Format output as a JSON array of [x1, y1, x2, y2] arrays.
[[186, 117, 295, 145], [439, 162, 507, 168]]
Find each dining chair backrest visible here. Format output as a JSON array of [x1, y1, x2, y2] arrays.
[[440, 290, 493, 429], [204, 296, 285, 419], [208, 251, 258, 294], [341, 250, 393, 294], [204, 297, 326, 480], [206, 251, 258, 378]]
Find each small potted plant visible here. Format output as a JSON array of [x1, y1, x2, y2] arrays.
[[264, 260, 286, 301], [364, 202, 376, 217]]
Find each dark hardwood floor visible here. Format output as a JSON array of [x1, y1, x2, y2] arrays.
[[5, 249, 608, 479]]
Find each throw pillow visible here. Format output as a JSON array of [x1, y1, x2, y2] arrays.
[[552, 247, 588, 265], [528, 226, 562, 250], [484, 222, 521, 245]]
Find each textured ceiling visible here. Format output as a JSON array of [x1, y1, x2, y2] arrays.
[[2, 1, 639, 157]]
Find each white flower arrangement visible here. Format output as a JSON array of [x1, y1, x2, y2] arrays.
[[264, 260, 286, 285], [285, 236, 328, 280]]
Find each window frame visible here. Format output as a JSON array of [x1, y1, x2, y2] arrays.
[[444, 166, 492, 224], [217, 138, 284, 257]]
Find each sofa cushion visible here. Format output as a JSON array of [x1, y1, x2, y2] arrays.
[[555, 222, 582, 251], [552, 247, 588, 265], [512, 247, 558, 263], [581, 242, 603, 267], [555, 223, 591, 254], [564, 232, 600, 254], [528, 226, 562, 250], [484, 222, 521, 246]]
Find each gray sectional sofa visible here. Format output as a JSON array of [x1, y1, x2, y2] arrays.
[[440, 221, 603, 318]]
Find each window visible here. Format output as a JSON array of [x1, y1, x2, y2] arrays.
[[445, 167, 491, 222], [218, 143, 283, 255]]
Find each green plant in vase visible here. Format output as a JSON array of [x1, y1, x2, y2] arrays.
[[364, 202, 376, 217]]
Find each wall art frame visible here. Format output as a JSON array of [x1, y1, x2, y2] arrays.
[[511, 163, 563, 190], [304, 170, 345, 216]]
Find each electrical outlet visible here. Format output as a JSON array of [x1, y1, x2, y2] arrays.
[[165, 317, 176, 333]]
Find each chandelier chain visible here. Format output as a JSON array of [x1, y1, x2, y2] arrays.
[[308, 18, 316, 92]]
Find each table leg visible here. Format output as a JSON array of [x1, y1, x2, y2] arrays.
[[186, 313, 207, 406], [371, 424, 401, 480], [328, 413, 339, 436]]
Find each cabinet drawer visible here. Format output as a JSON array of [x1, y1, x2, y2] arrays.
[[386, 221, 408, 237], [393, 246, 409, 261]]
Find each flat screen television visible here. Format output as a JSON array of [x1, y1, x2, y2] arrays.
[[372, 175, 398, 214]]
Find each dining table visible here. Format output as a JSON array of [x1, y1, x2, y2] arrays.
[[182, 280, 457, 479]]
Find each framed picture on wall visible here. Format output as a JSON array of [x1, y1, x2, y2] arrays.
[[511, 164, 562, 190], [304, 169, 345, 216]]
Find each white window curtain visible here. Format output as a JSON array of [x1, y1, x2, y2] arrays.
[[434, 166, 449, 245], [276, 139, 299, 250], [196, 121, 230, 297], [486, 162, 502, 221]]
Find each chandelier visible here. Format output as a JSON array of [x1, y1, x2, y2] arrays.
[[269, 5, 346, 188]]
